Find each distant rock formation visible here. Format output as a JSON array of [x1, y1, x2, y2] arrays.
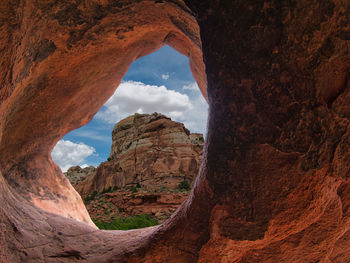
[[71, 113, 204, 196], [65, 166, 96, 185]]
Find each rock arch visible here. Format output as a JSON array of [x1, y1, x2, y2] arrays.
[[0, 0, 205, 226], [1, 0, 350, 262]]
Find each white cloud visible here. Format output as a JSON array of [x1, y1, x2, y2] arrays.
[[73, 130, 110, 142], [182, 82, 199, 91], [96, 80, 208, 135], [179, 84, 208, 134], [51, 140, 95, 172], [161, 73, 169, 80], [96, 81, 193, 124]]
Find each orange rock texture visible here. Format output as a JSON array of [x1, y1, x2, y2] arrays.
[[74, 113, 203, 196], [0, 0, 349, 262]]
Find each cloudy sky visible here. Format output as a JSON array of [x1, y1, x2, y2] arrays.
[[52, 46, 208, 172]]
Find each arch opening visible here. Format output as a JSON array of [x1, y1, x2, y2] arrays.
[[51, 45, 208, 228], [0, 1, 210, 261], [1, 1, 350, 262], [0, 0, 206, 230]]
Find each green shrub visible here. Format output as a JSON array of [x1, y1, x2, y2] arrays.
[[199, 136, 204, 142], [159, 185, 168, 192], [130, 186, 138, 193], [178, 180, 191, 191], [93, 215, 158, 230], [83, 190, 98, 203], [101, 187, 112, 194], [113, 185, 119, 191], [91, 190, 98, 198], [107, 157, 112, 161]]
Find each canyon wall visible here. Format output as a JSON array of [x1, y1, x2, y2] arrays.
[[0, 0, 349, 262]]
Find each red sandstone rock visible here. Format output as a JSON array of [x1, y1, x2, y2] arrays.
[[74, 113, 203, 195], [0, 0, 349, 262], [86, 190, 187, 223], [0, 0, 205, 229]]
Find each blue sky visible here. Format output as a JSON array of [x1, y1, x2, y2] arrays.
[[52, 45, 208, 172]]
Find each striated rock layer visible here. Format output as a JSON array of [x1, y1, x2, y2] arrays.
[[74, 113, 203, 196], [0, 0, 350, 262]]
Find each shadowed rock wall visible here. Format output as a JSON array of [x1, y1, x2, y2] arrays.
[[0, 0, 349, 262], [184, 0, 350, 261]]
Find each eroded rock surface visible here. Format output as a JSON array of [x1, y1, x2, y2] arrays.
[[0, 0, 206, 229], [86, 190, 188, 223], [74, 113, 203, 195], [65, 166, 96, 185], [0, 0, 349, 262]]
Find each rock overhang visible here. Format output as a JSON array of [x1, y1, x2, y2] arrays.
[[0, 0, 350, 262]]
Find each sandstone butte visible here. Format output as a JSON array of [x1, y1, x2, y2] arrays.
[[0, 1, 349, 262], [71, 112, 203, 196], [66, 113, 203, 222]]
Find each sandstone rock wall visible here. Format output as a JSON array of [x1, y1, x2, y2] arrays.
[[74, 113, 204, 195], [0, 0, 349, 262]]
